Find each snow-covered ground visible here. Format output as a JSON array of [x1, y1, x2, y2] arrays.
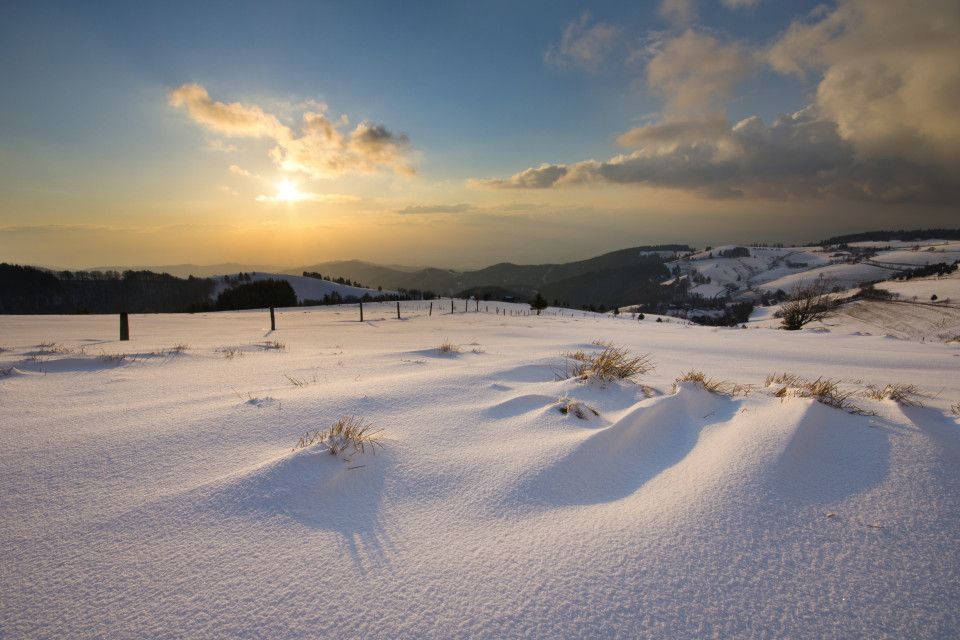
[[2, 303, 959, 639]]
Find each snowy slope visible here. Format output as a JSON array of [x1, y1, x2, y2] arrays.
[[670, 240, 960, 298], [2, 304, 959, 639], [212, 271, 394, 303]]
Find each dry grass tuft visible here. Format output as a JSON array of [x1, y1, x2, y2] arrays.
[[284, 373, 318, 388], [217, 346, 245, 359], [864, 383, 925, 407], [438, 339, 461, 354], [99, 350, 139, 364], [674, 370, 751, 396], [261, 340, 287, 350], [554, 395, 600, 419], [293, 415, 385, 456], [558, 340, 654, 382], [152, 343, 189, 357], [950, 402, 959, 417], [36, 342, 80, 355], [765, 372, 871, 414]]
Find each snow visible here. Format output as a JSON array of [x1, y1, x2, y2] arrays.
[[2, 303, 959, 639], [670, 241, 960, 298], [213, 272, 391, 302]]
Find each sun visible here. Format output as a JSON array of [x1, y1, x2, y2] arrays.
[[276, 180, 302, 202]]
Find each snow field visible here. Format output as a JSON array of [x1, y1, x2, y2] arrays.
[[1, 303, 959, 639]]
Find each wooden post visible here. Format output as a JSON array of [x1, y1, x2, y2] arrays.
[[119, 312, 129, 341], [451, 300, 454, 314], [476, 299, 479, 311], [429, 302, 433, 316], [359, 300, 363, 322], [269, 306, 276, 331], [397, 301, 401, 319]]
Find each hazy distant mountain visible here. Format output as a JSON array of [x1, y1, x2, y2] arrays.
[[86, 263, 286, 278], [292, 246, 690, 303]]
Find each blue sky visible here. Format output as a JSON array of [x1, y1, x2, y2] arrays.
[[2, 0, 957, 269]]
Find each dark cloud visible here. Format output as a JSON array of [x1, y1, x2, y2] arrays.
[[480, 108, 959, 202]]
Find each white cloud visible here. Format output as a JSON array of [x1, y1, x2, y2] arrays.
[[228, 164, 259, 179], [170, 84, 416, 179], [544, 12, 621, 72], [645, 29, 752, 120]]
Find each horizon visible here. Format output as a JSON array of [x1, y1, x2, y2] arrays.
[[2, 1, 959, 269]]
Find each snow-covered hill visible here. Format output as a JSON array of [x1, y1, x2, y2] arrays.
[[212, 271, 396, 303], [669, 240, 960, 299]]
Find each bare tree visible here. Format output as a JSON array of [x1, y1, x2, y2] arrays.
[[778, 279, 835, 330]]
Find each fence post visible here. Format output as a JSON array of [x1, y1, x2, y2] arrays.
[[359, 300, 363, 322], [119, 312, 129, 341], [269, 306, 276, 331], [397, 301, 401, 319], [451, 300, 454, 314], [429, 302, 433, 316]]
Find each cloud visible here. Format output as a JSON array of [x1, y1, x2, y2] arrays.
[[765, 0, 960, 167], [645, 29, 752, 120], [170, 84, 416, 179], [479, 107, 959, 202], [544, 12, 621, 72], [393, 203, 475, 215], [659, 0, 698, 26], [168, 84, 291, 140], [722, 0, 764, 8], [228, 164, 260, 179], [480, 1, 960, 204]]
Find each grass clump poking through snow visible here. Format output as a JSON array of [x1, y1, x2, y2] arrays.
[[558, 340, 654, 383], [152, 343, 189, 357], [766, 373, 871, 415], [438, 339, 461, 354], [293, 415, 385, 456], [674, 370, 751, 396], [864, 383, 925, 407]]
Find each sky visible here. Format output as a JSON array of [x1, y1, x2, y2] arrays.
[[1, 0, 958, 270]]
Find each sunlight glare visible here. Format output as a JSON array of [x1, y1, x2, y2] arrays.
[[276, 180, 301, 202]]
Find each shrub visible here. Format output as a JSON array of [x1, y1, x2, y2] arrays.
[[778, 279, 836, 330], [529, 293, 548, 315], [293, 415, 385, 455]]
